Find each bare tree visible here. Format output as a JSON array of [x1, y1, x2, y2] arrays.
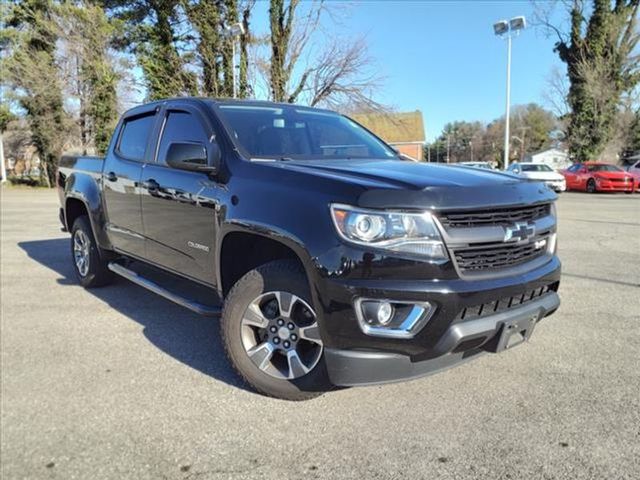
[[268, 0, 324, 102], [266, 0, 386, 110], [543, 66, 571, 118], [304, 38, 385, 111]]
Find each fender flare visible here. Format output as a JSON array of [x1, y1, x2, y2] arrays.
[[215, 221, 317, 297], [64, 172, 113, 251]]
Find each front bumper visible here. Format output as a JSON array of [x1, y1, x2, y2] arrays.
[[325, 291, 560, 386], [595, 180, 634, 192], [546, 180, 566, 192], [312, 243, 561, 386]]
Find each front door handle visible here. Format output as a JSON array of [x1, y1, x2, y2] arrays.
[[142, 178, 160, 191], [106, 171, 117, 182]]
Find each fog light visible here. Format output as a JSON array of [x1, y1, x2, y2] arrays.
[[377, 302, 394, 325], [355, 298, 436, 339]]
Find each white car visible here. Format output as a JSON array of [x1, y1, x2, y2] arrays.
[[507, 162, 567, 192], [460, 161, 494, 170]]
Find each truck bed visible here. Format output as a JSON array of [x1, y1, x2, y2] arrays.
[[59, 155, 104, 175]]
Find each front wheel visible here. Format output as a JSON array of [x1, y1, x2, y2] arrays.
[[586, 178, 597, 193], [221, 260, 332, 400]]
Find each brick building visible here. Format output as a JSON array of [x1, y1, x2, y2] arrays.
[[351, 111, 425, 161]]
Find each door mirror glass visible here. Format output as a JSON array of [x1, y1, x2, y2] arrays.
[[166, 142, 218, 174]]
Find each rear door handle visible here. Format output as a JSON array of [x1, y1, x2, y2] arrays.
[[142, 178, 160, 191], [106, 171, 117, 182]]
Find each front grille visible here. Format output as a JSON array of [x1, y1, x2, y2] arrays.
[[438, 203, 551, 228], [454, 282, 559, 323], [453, 235, 549, 272]]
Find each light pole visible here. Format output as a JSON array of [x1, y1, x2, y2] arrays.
[[222, 22, 245, 99], [493, 16, 526, 170], [446, 134, 451, 163]]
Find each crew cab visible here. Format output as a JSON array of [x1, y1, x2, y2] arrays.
[[58, 98, 561, 400]]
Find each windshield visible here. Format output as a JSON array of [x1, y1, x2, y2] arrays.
[[521, 164, 553, 172], [587, 164, 623, 172], [213, 103, 397, 161]]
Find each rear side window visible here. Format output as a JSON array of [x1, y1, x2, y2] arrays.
[[117, 114, 156, 161], [157, 111, 209, 165]]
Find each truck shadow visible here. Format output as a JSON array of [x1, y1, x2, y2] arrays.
[[18, 238, 250, 393]]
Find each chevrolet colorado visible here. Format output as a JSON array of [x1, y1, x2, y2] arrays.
[[58, 98, 561, 400]]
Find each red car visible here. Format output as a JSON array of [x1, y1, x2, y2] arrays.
[[561, 162, 636, 193]]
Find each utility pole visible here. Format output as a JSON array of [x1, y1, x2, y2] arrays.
[[446, 135, 450, 163]]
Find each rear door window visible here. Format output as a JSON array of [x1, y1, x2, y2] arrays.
[[117, 114, 156, 161]]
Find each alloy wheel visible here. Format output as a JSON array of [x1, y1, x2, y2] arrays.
[[240, 291, 323, 380], [73, 229, 90, 277]]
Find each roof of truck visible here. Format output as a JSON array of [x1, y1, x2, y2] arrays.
[[123, 97, 336, 117]]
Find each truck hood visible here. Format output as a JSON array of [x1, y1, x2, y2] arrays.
[[272, 159, 557, 210]]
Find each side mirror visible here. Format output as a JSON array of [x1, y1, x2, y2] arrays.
[[166, 142, 220, 174]]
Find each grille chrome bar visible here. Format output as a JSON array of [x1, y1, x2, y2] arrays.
[[439, 203, 551, 228], [453, 234, 549, 272]]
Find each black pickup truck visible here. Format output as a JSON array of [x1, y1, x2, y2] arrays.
[[58, 98, 561, 400]]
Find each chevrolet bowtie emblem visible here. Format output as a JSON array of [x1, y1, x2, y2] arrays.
[[504, 222, 535, 243]]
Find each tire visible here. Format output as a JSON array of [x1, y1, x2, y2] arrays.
[[221, 259, 333, 401], [70, 216, 114, 288], [586, 178, 597, 193]]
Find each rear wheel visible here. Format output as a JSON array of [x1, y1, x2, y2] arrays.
[[221, 260, 332, 400], [70, 216, 114, 288], [586, 178, 597, 193]]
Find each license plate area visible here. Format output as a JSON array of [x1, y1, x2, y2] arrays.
[[489, 314, 539, 353]]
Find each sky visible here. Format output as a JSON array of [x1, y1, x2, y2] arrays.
[[251, 0, 567, 141]]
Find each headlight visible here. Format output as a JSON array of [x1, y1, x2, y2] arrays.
[[330, 204, 448, 259]]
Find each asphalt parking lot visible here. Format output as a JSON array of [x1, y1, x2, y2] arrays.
[[1, 187, 639, 480]]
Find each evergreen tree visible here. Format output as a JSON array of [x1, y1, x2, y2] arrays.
[[104, 0, 197, 100], [553, 0, 639, 161], [61, 2, 120, 155], [183, 0, 252, 98], [2, 0, 69, 186]]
